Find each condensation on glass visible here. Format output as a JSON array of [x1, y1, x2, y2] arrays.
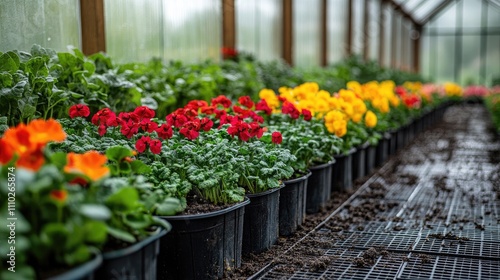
[[105, 0, 221, 63], [0, 0, 80, 53], [293, 0, 321, 67], [327, 0, 348, 64], [236, 0, 282, 62]]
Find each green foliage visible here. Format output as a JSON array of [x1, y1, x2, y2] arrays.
[[236, 138, 296, 194], [267, 116, 342, 172], [484, 93, 500, 133]]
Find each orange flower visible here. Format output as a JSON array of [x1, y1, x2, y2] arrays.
[[64, 151, 110, 181], [0, 139, 14, 164], [16, 148, 45, 171], [2, 124, 37, 155], [27, 119, 66, 144], [50, 189, 68, 202]]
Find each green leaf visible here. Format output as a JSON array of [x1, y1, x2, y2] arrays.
[[50, 151, 67, 168], [63, 245, 90, 266], [105, 146, 134, 162], [80, 204, 111, 220], [41, 223, 68, 247], [106, 226, 136, 243], [0, 51, 20, 72], [105, 187, 138, 211], [123, 212, 151, 229], [84, 220, 108, 244], [155, 197, 181, 216], [130, 160, 152, 174]]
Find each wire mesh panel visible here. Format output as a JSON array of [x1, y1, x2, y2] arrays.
[[397, 254, 500, 280]]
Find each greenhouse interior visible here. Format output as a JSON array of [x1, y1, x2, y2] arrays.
[[1, 0, 499, 279]]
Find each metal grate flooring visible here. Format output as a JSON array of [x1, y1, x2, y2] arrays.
[[251, 105, 500, 279]]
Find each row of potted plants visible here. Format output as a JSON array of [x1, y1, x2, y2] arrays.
[[3, 77, 491, 279], [0, 45, 427, 129]]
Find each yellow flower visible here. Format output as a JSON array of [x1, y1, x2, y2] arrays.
[[258, 89, 280, 109], [365, 110, 377, 128], [443, 82, 463, 96], [324, 111, 348, 137]]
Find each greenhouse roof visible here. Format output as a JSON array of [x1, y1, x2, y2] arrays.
[[394, 0, 500, 25]]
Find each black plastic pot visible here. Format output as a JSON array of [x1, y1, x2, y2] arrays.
[[396, 125, 406, 151], [352, 142, 369, 180], [365, 143, 377, 175], [279, 172, 311, 236], [98, 229, 167, 280], [243, 187, 281, 254], [332, 148, 356, 192], [375, 133, 390, 167], [306, 160, 335, 214], [388, 129, 398, 156], [157, 199, 249, 280], [47, 252, 102, 280]]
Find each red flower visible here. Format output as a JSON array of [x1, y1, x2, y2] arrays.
[[91, 108, 116, 126], [221, 47, 238, 59], [255, 99, 272, 115], [106, 115, 120, 127], [249, 111, 264, 123], [69, 104, 90, 119], [134, 106, 155, 119], [184, 119, 201, 131], [200, 105, 216, 115], [140, 119, 159, 133], [248, 122, 264, 138], [186, 100, 208, 111], [98, 124, 107, 136], [211, 95, 232, 108], [395, 86, 408, 97], [179, 127, 199, 140], [118, 112, 140, 124], [50, 190, 68, 203], [149, 139, 162, 154], [271, 131, 283, 144], [200, 118, 213, 131], [233, 105, 251, 117], [120, 120, 139, 139], [166, 112, 188, 128], [282, 102, 300, 119], [239, 131, 252, 142], [302, 109, 312, 121], [238, 96, 254, 109], [156, 124, 173, 139], [135, 136, 151, 153], [214, 109, 227, 120]]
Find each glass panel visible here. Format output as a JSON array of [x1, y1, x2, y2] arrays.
[[413, 0, 445, 22], [105, 0, 162, 63], [327, 0, 348, 64], [403, 0, 427, 12], [368, 0, 380, 61], [293, 0, 321, 67], [351, 0, 364, 55], [460, 35, 481, 84], [420, 31, 431, 79], [487, 3, 500, 27], [435, 35, 456, 83], [163, 0, 221, 63], [0, 0, 80, 52], [236, 0, 281, 61], [462, 0, 482, 28], [382, 5, 392, 67], [486, 35, 500, 86], [394, 13, 402, 68], [433, 1, 457, 29]]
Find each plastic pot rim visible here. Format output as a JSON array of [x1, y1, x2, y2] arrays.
[[158, 197, 250, 221], [47, 249, 102, 280], [246, 185, 283, 198], [283, 171, 312, 185], [309, 159, 336, 171]]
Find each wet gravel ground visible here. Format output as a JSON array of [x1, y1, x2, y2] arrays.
[[246, 104, 500, 280]]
